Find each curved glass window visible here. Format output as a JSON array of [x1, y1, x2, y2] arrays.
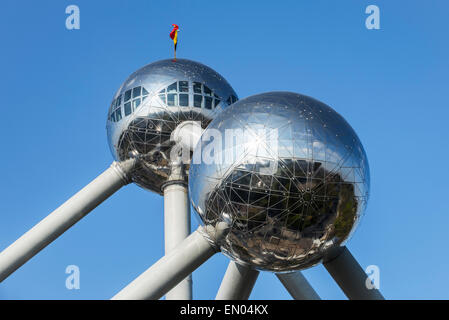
[[124, 90, 132, 102], [158, 81, 221, 110], [133, 98, 141, 109], [193, 82, 202, 94], [109, 95, 123, 123], [115, 108, 122, 121], [124, 102, 132, 116], [108, 85, 149, 122], [167, 93, 177, 106], [132, 86, 141, 98], [179, 81, 189, 92], [194, 94, 203, 108], [204, 96, 212, 109], [204, 86, 212, 96], [179, 93, 189, 106]]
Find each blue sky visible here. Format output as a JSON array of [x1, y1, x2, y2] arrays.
[[0, 0, 448, 299]]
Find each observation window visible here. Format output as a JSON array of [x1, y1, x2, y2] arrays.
[[204, 86, 212, 96], [133, 98, 141, 110], [204, 96, 212, 109], [194, 94, 203, 108], [157, 81, 223, 110], [193, 82, 202, 94], [124, 102, 132, 116], [167, 93, 177, 106], [179, 93, 189, 106], [109, 85, 149, 122], [179, 81, 189, 92], [132, 86, 141, 98], [115, 108, 122, 121], [124, 90, 132, 102]]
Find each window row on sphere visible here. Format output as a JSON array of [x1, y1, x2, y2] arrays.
[[108, 81, 238, 123], [158, 81, 222, 110], [109, 86, 150, 123]]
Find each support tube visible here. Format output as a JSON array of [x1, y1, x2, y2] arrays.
[[163, 182, 191, 299], [276, 271, 320, 300], [323, 246, 384, 300], [0, 160, 134, 282], [216, 261, 259, 300], [112, 226, 223, 300]]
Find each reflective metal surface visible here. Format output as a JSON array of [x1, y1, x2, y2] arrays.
[[106, 59, 238, 193], [189, 92, 370, 272]]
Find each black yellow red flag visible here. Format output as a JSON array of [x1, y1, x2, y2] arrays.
[[170, 24, 179, 61]]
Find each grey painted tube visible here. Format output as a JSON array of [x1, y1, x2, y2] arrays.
[[216, 261, 259, 300], [0, 160, 135, 282]]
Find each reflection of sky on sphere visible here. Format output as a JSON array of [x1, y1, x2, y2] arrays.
[[106, 58, 238, 193], [190, 92, 370, 272]]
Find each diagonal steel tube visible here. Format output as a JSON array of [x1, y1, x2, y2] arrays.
[[215, 261, 259, 300], [0, 160, 135, 282], [112, 224, 227, 300], [276, 271, 320, 300], [323, 246, 384, 300]]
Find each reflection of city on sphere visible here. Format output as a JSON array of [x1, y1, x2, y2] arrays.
[[106, 59, 238, 194], [189, 92, 370, 272]]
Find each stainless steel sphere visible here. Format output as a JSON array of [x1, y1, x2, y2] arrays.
[[106, 59, 238, 193], [189, 92, 370, 272]]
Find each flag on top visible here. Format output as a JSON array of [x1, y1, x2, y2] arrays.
[[170, 24, 179, 61]]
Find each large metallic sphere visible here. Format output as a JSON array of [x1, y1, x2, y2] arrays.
[[189, 92, 370, 272], [106, 59, 238, 193]]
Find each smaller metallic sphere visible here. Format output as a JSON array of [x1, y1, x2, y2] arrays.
[[189, 92, 370, 272], [106, 59, 238, 194]]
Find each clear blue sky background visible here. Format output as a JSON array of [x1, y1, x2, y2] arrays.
[[0, 0, 448, 299]]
